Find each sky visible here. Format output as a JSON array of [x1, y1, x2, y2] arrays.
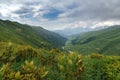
[[0, 0, 120, 30]]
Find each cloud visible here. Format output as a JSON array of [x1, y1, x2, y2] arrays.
[[0, 3, 22, 18], [0, 0, 120, 30]]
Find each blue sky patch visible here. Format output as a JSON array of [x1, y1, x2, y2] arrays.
[[43, 9, 63, 20]]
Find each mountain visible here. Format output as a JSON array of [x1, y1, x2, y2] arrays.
[[54, 27, 93, 37], [65, 26, 120, 55], [54, 26, 111, 37], [0, 19, 66, 49]]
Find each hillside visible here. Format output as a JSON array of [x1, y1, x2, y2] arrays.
[[0, 19, 66, 49], [65, 26, 120, 55]]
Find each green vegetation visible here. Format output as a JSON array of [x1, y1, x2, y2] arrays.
[[0, 42, 120, 80], [0, 19, 66, 49], [0, 19, 120, 79], [65, 26, 120, 55], [0, 42, 84, 80]]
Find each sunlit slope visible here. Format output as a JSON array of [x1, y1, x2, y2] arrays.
[[0, 19, 66, 49], [65, 26, 120, 55]]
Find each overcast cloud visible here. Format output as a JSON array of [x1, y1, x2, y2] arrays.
[[0, 0, 120, 30]]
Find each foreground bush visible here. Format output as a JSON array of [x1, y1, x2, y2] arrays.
[[0, 61, 48, 80], [0, 42, 120, 80]]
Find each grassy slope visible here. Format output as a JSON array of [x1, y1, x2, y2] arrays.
[[65, 26, 120, 55], [0, 19, 66, 49]]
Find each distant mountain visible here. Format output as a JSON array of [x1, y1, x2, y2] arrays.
[[0, 19, 66, 49], [54, 26, 111, 37], [65, 26, 120, 55], [54, 27, 93, 37]]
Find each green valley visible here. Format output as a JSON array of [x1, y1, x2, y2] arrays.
[[1, 0, 120, 79], [0, 19, 120, 80]]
